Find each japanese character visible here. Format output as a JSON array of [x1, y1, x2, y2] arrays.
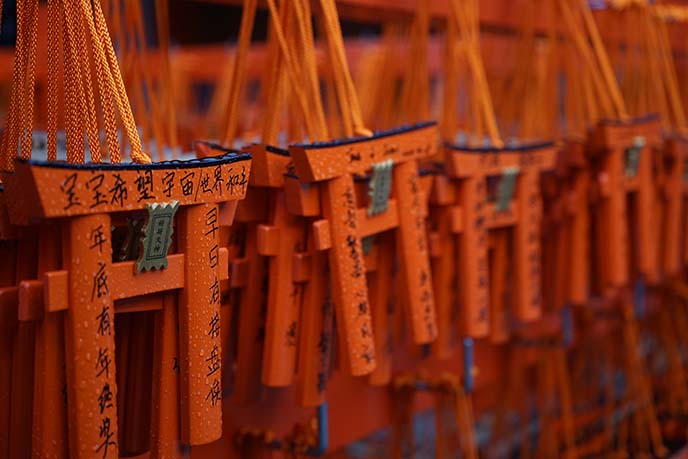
[[134, 170, 155, 202], [162, 171, 175, 198], [209, 276, 220, 305], [205, 207, 219, 239], [91, 262, 109, 301], [109, 174, 128, 207], [87, 174, 108, 209], [60, 173, 82, 210], [205, 378, 222, 406], [199, 171, 212, 194], [96, 305, 111, 336], [89, 225, 107, 254], [97, 383, 113, 414], [208, 310, 220, 339], [208, 244, 219, 269], [226, 166, 248, 195], [211, 166, 224, 195], [95, 347, 111, 378], [180, 171, 194, 196], [96, 417, 116, 459], [206, 344, 221, 377]]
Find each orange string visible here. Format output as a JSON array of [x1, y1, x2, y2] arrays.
[[131, 0, 166, 159], [400, 0, 430, 124], [441, 18, 458, 141], [46, 0, 59, 161], [1, 0, 151, 166], [292, 0, 328, 140], [579, 0, 628, 119], [222, 0, 257, 146], [261, 14, 288, 144], [320, 10, 353, 138], [92, 0, 150, 163], [445, 0, 502, 147], [74, 0, 102, 162], [1, 0, 27, 170], [265, 0, 319, 141], [653, 8, 686, 132], [62, 0, 87, 163], [19, 0, 38, 160], [318, 0, 371, 137], [79, 0, 121, 161]]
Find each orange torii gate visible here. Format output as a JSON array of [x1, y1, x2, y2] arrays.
[[428, 142, 556, 381], [0, 149, 251, 458], [588, 116, 662, 290], [288, 122, 439, 377]]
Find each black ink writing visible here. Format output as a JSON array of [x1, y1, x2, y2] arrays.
[[205, 207, 219, 238], [91, 262, 109, 302], [96, 305, 112, 336], [208, 310, 220, 339], [134, 170, 155, 202], [206, 344, 220, 377], [205, 378, 221, 406], [60, 173, 82, 210], [180, 171, 194, 196], [87, 174, 108, 209], [89, 225, 107, 254], [95, 347, 111, 378], [162, 171, 175, 198], [109, 174, 128, 207], [97, 383, 113, 414], [96, 417, 116, 459]]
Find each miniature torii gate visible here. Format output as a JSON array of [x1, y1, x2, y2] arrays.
[[200, 142, 326, 403], [288, 122, 439, 377], [0, 149, 251, 458], [586, 116, 667, 458], [588, 116, 662, 290], [200, 142, 308, 390], [428, 142, 557, 374]]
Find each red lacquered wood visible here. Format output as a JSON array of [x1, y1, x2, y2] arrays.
[[177, 203, 223, 445], [64, 213, 119, 459]]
